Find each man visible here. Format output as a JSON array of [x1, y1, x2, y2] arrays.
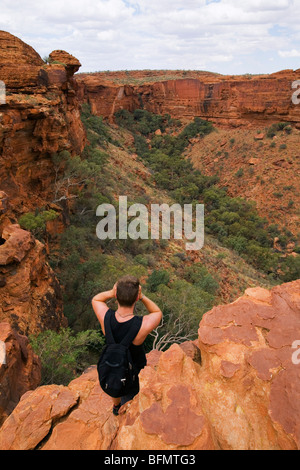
[[92, 275, 162, 415]]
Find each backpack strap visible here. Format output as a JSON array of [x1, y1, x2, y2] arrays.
[[104, 309, 116, 345]]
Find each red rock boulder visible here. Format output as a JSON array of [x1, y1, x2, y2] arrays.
[[0, 280, 299, 450], [0, 322, 41, 426], [0, 224, 66, 336]]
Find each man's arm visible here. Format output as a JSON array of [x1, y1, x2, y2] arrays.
[[92, 286, 116, 333], [133, 290, 162, 345]]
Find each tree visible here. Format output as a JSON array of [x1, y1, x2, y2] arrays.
[[146, 270, 170, 293], [148, 280, 215, 351]]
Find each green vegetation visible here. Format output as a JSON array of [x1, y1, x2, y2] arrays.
[[115, 108, 299, 278], [24, 105, 299, 383], [19, 209, 59, 240], [235, 168, 244, 178], [266, 122, 291, 138], [30, 328, 104, 385]]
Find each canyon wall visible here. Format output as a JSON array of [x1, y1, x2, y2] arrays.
[[0, 322, 41, 426], [76, 69, 300, 127], [0, 32, 299, 450], [0, 32, 86, 336], [0, 32, 86, 413], [0, 31, 86, 220]]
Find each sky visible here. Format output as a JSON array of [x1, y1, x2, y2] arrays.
[[1, 0, 300, 75]]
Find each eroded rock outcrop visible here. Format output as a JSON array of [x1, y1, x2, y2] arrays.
[[76, 69, 300, 127], [0, 30, 86, 217], [198, 280, 300, 450], [0, 224, 65, 335], [0, 322, 41, 426], [0, 280, 299, 450]]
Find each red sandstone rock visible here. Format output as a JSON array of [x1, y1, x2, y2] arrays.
[[49, 50, 81, 78], [0, 384, 78, 450], [198, 279, 300, 449], [254, 133, 265, 140], [0, 31, 86, 217], [0, 30, 43, 66], [114, 345, 215, 450], [0, 322, 41, 426], [0, 224, 66, 335], [1, 281, 298, 450], [76, 70, 300, 127]]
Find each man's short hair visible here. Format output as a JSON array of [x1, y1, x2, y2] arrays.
[[116, 275, 140, 307]]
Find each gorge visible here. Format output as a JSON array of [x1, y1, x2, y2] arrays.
[[0, 30, 299, 450]]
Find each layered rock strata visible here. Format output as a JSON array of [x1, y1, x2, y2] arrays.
[[76, 69, 300, 127]]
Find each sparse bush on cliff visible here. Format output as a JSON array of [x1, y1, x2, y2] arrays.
[[115, 108, 173, 136], [183, 263, 219, 294], [19, 209, 59, 240], [235, 168, 244, 178], [280, 255, 300, 282], [30, 328, 104, 385], [266, 122, 291, 138], [148, 279, 216, 350]]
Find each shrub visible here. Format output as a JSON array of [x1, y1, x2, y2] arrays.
[[146, 269, 170, 292], [30, 328, 104, 385], [19, 209, 59, 239], [281, 255, 300, 282], [235, 168, 244, 178], [183, 263, 219, 295]]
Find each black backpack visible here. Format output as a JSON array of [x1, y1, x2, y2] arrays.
[[97, 310, 142, 398]]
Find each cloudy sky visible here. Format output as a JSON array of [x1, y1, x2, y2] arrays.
[[1, 0, 300, 74]]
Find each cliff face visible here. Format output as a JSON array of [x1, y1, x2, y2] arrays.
[[0, 31, 86, 219], [76, 69, 300, 127], [0, 322, 41, 426], [0, 33, 88, 422], [1, 280, 299, 450], [0, 32, 84, 336], [0, 223, 65, 336]]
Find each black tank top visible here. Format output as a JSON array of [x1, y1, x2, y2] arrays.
[[105, 309, 147, 372]]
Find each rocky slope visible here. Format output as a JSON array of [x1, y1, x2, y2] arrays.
[[76, 69, 300, 127], [1, 279, 299, 450], [186, 126, 300, 237], [76, 69, 300, 239]]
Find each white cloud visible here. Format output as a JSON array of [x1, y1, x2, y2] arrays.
[[279, 49, 300, 58], [0, 0, 299, 74]]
